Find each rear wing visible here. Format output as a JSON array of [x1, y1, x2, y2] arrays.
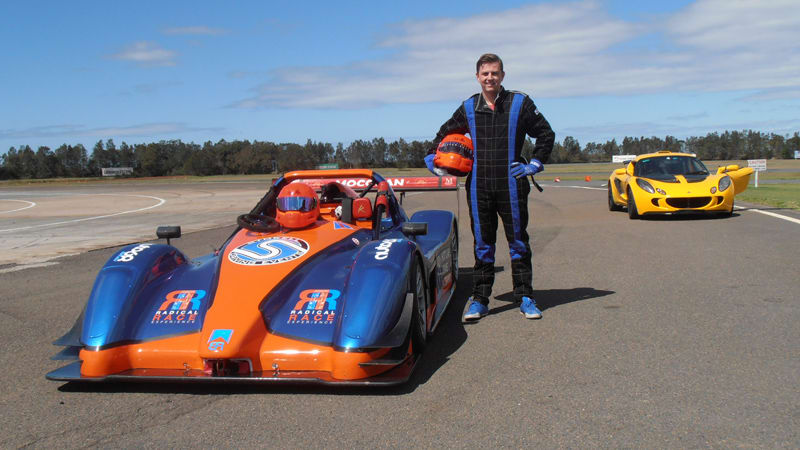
[[291, 175, 459, 192]]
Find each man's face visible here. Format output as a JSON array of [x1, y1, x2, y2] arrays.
[[476, 62, 504, 98]]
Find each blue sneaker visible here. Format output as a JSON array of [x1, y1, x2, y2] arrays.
[[520, 297, 542, 319], [463, 298, 489, 321]]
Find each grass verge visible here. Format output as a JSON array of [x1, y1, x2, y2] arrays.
[[737, 184, 800, 211]]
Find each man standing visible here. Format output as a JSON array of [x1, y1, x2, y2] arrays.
[[425, 53, 555, 321]]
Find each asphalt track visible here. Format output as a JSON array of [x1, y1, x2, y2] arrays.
[[1, 180, 798, 448]]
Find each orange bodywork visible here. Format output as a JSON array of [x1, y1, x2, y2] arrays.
[[79, 219, 396, 381]]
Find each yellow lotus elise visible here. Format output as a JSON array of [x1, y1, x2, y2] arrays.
[[608, 151, 753, 219]]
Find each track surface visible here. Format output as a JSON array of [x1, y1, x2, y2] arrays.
[[1, 181, 798, 448]]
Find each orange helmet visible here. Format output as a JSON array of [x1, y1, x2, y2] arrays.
[[276, 182, 319, 229], [434, 134, 473, 176]]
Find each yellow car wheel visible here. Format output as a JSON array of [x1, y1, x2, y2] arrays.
[[627, 187, 640, 220], [608, 184, 623, 211]]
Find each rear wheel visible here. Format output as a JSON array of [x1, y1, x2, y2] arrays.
[[627, 188, 640, 219], [410, 259, 428, 353]]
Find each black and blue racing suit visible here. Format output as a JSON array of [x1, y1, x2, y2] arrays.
[[429, 87, 555, 304]]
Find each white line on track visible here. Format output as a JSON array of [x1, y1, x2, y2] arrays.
[[0, 261, 60, 274], [0, 194, 166, 233], [736, 206, 800, 225], [0, 199, 37, 213]]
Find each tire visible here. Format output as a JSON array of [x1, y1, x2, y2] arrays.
[[627, 188, 640, 219], [608, 183, 622, 211], [450, 224, 459, 282], [722, 200, 734, 218], [410, 258, 428, 353]]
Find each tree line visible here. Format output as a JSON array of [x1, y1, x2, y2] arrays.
[[1, 130, 798, 180]]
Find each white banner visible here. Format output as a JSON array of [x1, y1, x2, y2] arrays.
[[612, 155, 635, 163], [101, 167, 133, 176]]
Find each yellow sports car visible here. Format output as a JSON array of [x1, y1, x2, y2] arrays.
[[608, 151, 753, 219]]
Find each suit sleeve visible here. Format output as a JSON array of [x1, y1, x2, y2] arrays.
[[428, 104, 469, 155], [521, 97, 555, 164]]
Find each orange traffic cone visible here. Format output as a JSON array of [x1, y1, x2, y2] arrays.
[[584, 175, 592, 182]]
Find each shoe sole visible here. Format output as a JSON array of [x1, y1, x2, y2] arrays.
[[520, 311, 542, 319], [463, 314, 487, 321]]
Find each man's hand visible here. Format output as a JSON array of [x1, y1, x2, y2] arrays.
[[424, 154, 447, 176], [510, 159, 543, 178]]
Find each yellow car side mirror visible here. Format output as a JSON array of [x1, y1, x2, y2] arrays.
[[717, 164, 741, 174], [614, 168, 626, 176]]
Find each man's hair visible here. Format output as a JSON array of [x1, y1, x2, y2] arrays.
[[476, 53, 504, 73]]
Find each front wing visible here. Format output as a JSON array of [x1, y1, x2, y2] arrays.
[[46, 356, 417, 386]]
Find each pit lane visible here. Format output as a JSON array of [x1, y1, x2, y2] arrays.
[[0, 180, 797, 447]]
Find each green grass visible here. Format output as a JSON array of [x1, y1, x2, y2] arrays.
[[737, 184, 800, 210]]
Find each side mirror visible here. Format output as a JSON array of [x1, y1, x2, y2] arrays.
[[614, 168, 626, 176], [156, 226, 181, 246], [402, 222, 428, 236], [716, 164, 740, 174]]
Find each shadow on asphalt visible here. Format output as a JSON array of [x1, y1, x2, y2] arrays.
[[56, 267, 475, 397], [490, 287, 615, 315]]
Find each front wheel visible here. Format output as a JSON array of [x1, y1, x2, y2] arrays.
[[627, 188, 640, 219], [450, 224, 459, 282], [721, 199, 734, 218], [410, 259, 428, 353]]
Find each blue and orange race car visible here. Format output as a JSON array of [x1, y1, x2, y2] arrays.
[[47, 169, 459, 385]]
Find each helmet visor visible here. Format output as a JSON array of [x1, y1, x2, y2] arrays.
[[277, 196, 317, 212], [439, 141, 473, 158]]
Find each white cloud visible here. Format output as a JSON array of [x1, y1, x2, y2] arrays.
[[232, 0, 800, 109], [0, 123, 222, 140], [162, 26, 228, 36], [111, 41, 176, 67]]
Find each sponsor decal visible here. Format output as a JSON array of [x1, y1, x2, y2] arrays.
[[374, 238, 401, 260], [295, 176, 457, 191], [351, 237, 360, 246], [355, 202, 369, 216], [114, 244, 151, 262], [151, 290, 205, 324], [288, 289, 339, 325], [228, 237, 309, 266], [208, 329, 233, 352], [333, 221, 353, 230]]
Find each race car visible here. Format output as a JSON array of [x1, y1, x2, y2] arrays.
[[47, 169, 459, 385], [608, 151, 753, 219]]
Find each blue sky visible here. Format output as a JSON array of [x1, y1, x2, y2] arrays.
[[2, 0, 799, 154]]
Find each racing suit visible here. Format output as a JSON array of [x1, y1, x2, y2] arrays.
[[429, 87, 555, 304]]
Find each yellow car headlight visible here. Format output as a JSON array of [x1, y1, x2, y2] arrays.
[[718, 175, 731, 192], [636, 178, 655, 194]]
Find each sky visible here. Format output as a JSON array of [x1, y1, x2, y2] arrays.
[[2, 0, 799, 154]]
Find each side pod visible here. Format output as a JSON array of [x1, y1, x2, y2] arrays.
[[78, 243, 188, 349], [334, 238, 418, 350]]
